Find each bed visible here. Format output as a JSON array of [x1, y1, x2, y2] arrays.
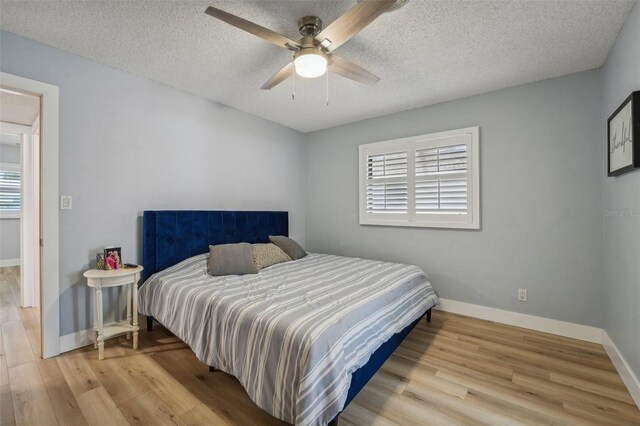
[[139, 210, 438, 426]]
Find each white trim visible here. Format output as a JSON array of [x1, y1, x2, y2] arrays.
[[59, 328, 94, 354], [20, 119, 39, 308], [58, 298, 640, 409], [602, 331, 640, 408], [1, 72, 60, 359], [31, 116, 41, 311], [0, 258, 20, 267], [436, 298, 640, 408], [59, 320, 121, 354], [435, 298, 603, 343]]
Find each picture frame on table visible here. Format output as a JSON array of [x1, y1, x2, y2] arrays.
[[95, 253, 105, 270], [103, 247, 122, 270], [607, 91, 639, 177]]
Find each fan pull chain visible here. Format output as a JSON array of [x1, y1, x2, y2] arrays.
[[292, 62, 296, 101], [325, 69, 329, 106]]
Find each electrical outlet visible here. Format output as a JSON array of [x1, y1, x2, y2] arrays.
[[517, 288, 527, 302]]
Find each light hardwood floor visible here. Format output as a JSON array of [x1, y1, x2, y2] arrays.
[[1, 266, 639, 425]]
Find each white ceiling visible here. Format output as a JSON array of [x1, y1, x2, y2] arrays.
[[0, 91, 40, 127], [0, 1, 634, 133]]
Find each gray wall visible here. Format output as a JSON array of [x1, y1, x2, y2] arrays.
[[305, 70, 604, 327], [0, 143, 20, 262], [0, 141, 20, 162], [0, 31, 307, 335], [601, 4, 640, 380]]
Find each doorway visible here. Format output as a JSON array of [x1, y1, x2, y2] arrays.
[[0, 88, 42, 358], [0, 72, 59, 358]]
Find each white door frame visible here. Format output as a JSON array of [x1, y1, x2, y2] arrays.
[[1, 72, 60, 358]]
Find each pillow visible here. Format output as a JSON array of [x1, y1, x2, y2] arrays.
[[252, 243, 292, 270], [208, 243, 258, 276], [269, 235, 307, 260]]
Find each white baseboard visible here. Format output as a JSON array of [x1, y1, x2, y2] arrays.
[[59, 298, 640, 409], [602, 331, 640, 408], [59, 328, 95, 354], [435, 298, 603, 343], [59, 319, 133, 353], [0, 258, 20, 267], [435, 298, 640, 409]]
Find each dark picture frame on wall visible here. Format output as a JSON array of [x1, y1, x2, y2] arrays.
[[607, 91, 640, 177]]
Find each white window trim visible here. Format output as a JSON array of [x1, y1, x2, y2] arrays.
[[0, 161, 21, 219], [359, 127, 480, 230]]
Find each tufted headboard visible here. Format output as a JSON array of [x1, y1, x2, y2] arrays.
[[142, 210, 288, 280]]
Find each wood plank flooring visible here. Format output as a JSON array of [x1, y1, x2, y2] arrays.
[[1, 266, 638, 425]]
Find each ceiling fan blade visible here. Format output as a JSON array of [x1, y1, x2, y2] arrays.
[[314, 0, 397, 52], [205, 6, 300, 51], [261, 62, 295, 90], [329, 55, 380, 85]]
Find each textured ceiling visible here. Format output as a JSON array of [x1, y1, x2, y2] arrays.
[[0, 1, 634, 132], [0, 91, 40, 126]]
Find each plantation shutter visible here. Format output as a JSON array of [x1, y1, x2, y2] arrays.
[[414, 143, 468, 214], [359, 127, 479, 229], [0, 165, 20, 213], [365, 150, 408, 215]]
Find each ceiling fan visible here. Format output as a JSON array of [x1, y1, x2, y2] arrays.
[[204, 0, 400, 90]]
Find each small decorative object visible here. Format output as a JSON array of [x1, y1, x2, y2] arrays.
[[96, 253, 105, 270], [104, 247, 122, 270], [608, 91, 639, 176]]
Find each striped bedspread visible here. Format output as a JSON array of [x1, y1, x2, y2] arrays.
[[138, 253, 437, 426]]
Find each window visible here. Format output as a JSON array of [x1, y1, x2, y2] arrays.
[[359, 127, 480, 229], [0, 163, 21, 218]]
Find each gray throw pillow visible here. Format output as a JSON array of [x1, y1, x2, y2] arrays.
[[208, 243, 258, 276], [269, 236, 308, 260]]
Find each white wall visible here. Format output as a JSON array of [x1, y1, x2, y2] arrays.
[[0, 142, 20, 263], [305, 70, 604, 327], [601, 3, 640, 380], [0, 31, 307, 335]]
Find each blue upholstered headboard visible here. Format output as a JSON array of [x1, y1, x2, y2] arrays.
[[142, 210, 288, 280]]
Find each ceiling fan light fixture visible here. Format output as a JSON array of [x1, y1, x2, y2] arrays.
[[294, 49, 328, 79]]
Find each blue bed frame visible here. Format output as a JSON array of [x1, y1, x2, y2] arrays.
[[141, 210, 430, 425]]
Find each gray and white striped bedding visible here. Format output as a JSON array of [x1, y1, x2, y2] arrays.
[[138, 252, 437, 426]]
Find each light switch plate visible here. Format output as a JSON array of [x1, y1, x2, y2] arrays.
[[60, 195, 72, 210]]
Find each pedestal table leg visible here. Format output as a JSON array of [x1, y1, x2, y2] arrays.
[[93, 287, 98, 349], [126, 282, 132, 339], [132, 274, 139, 350], [96, 285, 104, 360]]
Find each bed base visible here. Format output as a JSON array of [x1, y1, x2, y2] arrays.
[[145, 308, 433, 426]]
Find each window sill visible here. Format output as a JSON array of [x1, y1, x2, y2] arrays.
[[360, 218, 480, 230]]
